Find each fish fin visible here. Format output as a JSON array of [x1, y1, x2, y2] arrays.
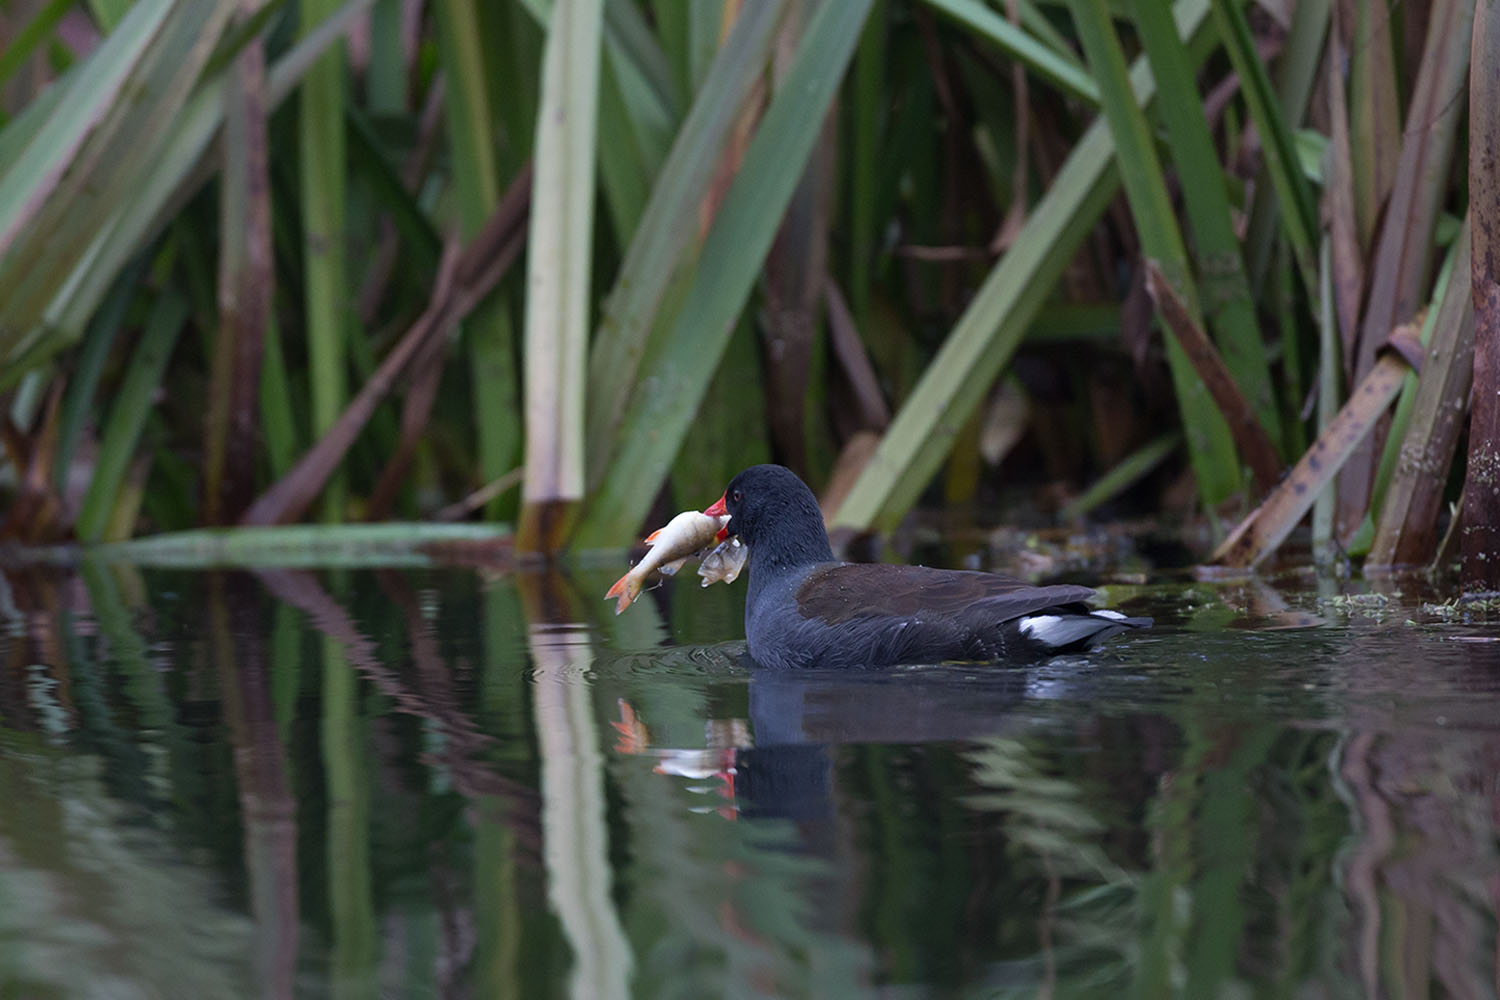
[[660, 557, 688, 577], [604, 573, 638, 614], [644, 528, 661, 544]]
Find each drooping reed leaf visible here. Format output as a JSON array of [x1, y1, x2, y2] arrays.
[[518, 0, 604, 551], [575, 0, 875, 546], [922, 0, 1098, 105], [831, 0, 1217, 534]]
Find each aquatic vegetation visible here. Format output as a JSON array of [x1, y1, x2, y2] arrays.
[[0, 0, 1493, 589]]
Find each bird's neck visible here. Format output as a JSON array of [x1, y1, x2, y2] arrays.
[[748, 520, 834, 578]]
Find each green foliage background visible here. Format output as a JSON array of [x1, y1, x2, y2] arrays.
[[0, 0, 1487, 569]]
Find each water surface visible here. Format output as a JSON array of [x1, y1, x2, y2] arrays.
[[0, 562, 1496, 998]]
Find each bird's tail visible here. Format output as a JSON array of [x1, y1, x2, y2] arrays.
[[1019, 609, 1152, 652]]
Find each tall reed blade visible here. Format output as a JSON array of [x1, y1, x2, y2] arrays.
[[1337, 0, 1474, 542], [575, 0, 875, 547], [205, 5, 271, 525], [1370, 218, 1473, 569], [518, 0, 604, 553], [301, 0, 351, 523], [583, 0, 789, 490], [1463, 0, 1500, 592]]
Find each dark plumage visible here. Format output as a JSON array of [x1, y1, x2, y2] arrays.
[[703, 465, 1150, 670]]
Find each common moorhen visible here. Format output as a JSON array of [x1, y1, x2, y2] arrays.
[[703, 465, 1151, 669]]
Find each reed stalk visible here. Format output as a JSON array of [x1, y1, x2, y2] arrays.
[[300, 0, 351, 523], [517, 0, 604, 553]]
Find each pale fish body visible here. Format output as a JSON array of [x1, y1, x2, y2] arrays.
[[698, 536, 748, 586], [606, 510, 730, 614]]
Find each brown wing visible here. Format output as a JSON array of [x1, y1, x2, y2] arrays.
[[795, 563, 1096, 626]]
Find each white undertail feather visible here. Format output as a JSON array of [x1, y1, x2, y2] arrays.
[[1019, 611, 1133, 649]]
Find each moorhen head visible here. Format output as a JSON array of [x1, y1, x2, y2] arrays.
[[704, 464, 1149, 670]]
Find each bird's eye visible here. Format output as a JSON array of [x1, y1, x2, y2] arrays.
[[732, 489, 743, 504]]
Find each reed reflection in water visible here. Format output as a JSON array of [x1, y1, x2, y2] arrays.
[[0, 563, 1496, 997]]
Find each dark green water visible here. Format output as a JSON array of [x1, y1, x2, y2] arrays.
[[1, 561, 1497, 998]]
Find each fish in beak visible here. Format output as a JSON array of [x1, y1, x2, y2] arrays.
[[703, 494, 729, 539]]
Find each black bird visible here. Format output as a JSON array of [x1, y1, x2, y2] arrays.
[[703, 464, 1150, 669]]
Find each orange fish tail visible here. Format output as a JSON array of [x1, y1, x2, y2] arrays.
[[605, 573, 638, 614]]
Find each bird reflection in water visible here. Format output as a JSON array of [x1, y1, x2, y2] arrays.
[[611, 661, 1037, 824]]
